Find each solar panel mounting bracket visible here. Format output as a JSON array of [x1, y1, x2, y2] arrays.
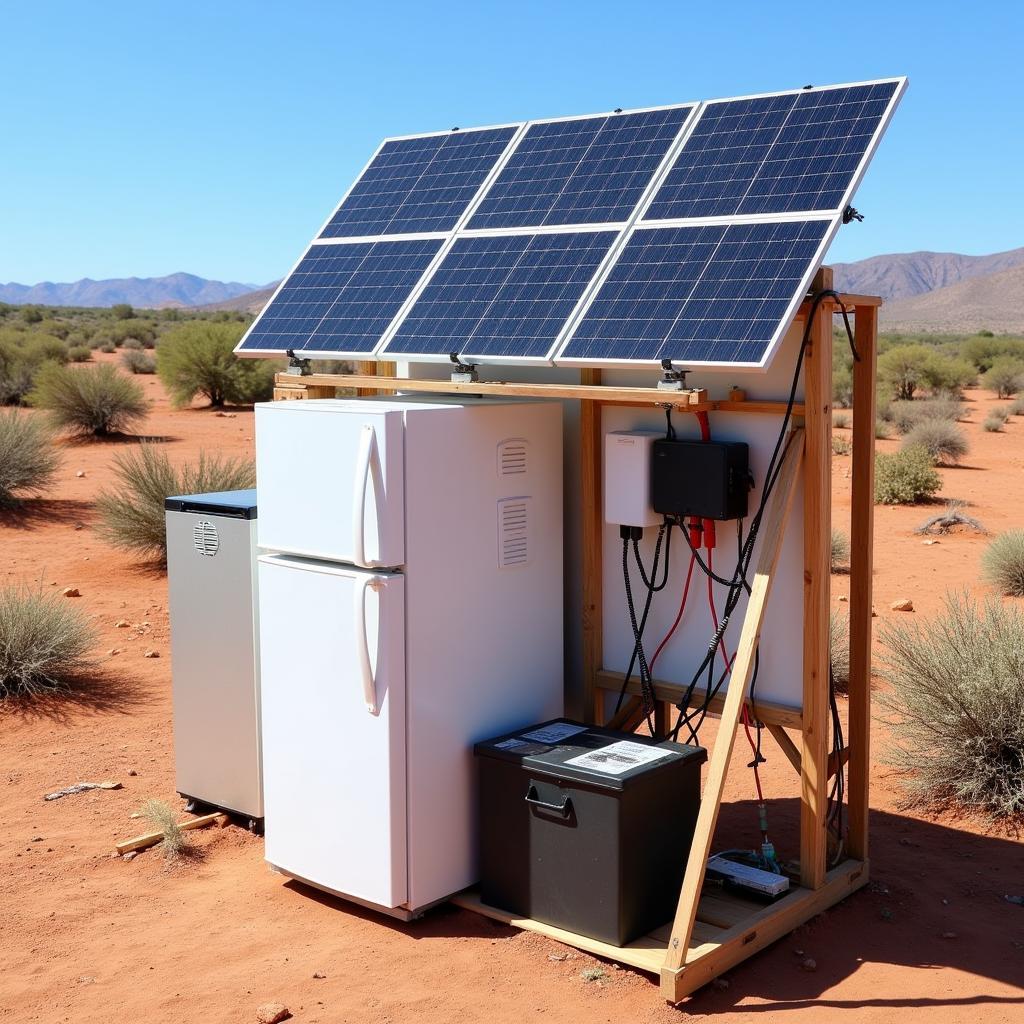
[[449, 352, 479, 384], [656, 359, 689, 391], [283, 349, 312, 377]]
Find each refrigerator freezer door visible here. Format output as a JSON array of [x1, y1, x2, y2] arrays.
[[255, 402, 404, 567], [258, 554, 407, 909]]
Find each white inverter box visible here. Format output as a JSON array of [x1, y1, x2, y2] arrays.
[[604, 431, 662, 529]]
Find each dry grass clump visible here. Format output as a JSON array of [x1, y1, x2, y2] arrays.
[[29, 363, 149, 436], [874, 445, 941, 505], [915, 500, 987, 536], [1008, 396, 1024, 416], [139, 798, 189, 859], [889, 397, 965, 434], [831, 434, 851, 456], [830, 529, 850, 573], [833, 411, 850, 430], [0, 410, 61, 506], [900, 419, 969, 465], [0, 584, 97, 699], [829, 611, 850, 694], [981, 530, 1024, 596], [95, 445, 255, 563], [982, 410, 1008, 432], [878, 592, 1024, 819], [120, 350, 157, 374]]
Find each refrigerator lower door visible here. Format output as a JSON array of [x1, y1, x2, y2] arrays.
[[258, 554, 407, 909], [255, 403, 404, 568]]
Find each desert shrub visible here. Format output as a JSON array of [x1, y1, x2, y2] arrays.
[[831, 434, 851, 456], [138, 798, 188, 858], [120, 350, 156, 374], [982, 411, 1007, 432], [962, 335, 1024, 373], [0, 584, 96, 698], [29, 362, 149, 436], [98, 342, 116, 354], [0, 410, 61, 505], [111, 303, 134, 320], [21, 306, 43, 324], [982, 356, 1024, 399], [832, 364, 853, 408], [878, 345, 934, 400], [833, 411, 850, 429], [67, 345, 92, 363], [874, 419, 892, 440], [901, 420, 969, 465], [981, 530, 1024, 596], [95, 445, 255, 562], [829, 611, 850, 694], [0, 331, 69, 404], [121, 337, 144, 350], [157, 322, 276, 407], [1009, 396, 1024, 416], [874, 445, 941, 505], [107, 319, 157, 346], [889, 397, 964, 434], [916, 500, 987, 536], [878, 592, 1024, 818], [830, 529, 849, 572], [927, 356, 976, 397]]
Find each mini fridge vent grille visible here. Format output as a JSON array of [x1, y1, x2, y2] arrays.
[[193, 520, 220, 557], [498, 498, 530, 568], [497, 439, 528, 477]]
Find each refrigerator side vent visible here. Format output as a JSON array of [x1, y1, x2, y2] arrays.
[[193, 520, 220, 557], [497, 439, 528, 477], [497, 498, 530, 568]]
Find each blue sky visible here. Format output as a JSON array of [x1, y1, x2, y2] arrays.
[[2, 1, 1021, 285]]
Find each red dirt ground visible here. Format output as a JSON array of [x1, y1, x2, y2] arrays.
[[1, 367, 1021, 1023]]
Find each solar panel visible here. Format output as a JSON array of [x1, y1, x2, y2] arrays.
[[555, 219, 834, 366], [319, 126, 517, 238], [236, 239, 443, 355], [383, 231, 618, 361], [643, 81, 900, 220], [467, 106, 694, 230]]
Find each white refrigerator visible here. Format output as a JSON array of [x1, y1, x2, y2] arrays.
[[255, 396, 563, 917]]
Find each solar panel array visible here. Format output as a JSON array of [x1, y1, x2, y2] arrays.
[[238, 78, 905, 369]]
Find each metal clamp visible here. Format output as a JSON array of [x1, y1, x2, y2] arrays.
[[657, 358, 688, 391], [449, 352, 479, 383]]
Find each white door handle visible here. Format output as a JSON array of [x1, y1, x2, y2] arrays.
[[352, 424, 375, 568], [354, 575, 381, 715]]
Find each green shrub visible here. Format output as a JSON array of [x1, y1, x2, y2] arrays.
[[121, 337, 144, 351], [121, 350, 157, 374], [928, 356, 976, 396], [67, 345, 92, 363], [982, 412, 1007, 432], [878, 592, 1024, 818], [111, 303, 134, 320], [0, 411, 61, 505], [157, 322, 276, 408], [106, 319, 157, 346], [98, 342, 116, 354], [830, 611, 850, 694], [29, 363, 149, 436], [901, 420, 969, 465], [981, 530, 1024, 596], [830, 529, 849, 572], [21, 306, 43, 324], [982, 356, 1024, 399], [0, 583, 96, 698], [889, 397, 964, 434], [1009, 396, 1024, 416], [962, 335, 1024, 373], [832, 364, 853, 408], [95, 445, 256, 562], [833, 411, 850, 429], [874, 445, 941, 505], [0, 331, 68, 404]]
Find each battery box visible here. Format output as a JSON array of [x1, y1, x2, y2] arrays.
[[475, 719, 707, 946], [651, 439, 750, 521]]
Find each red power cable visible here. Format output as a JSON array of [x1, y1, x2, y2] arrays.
[[649, 550, 697, 675]]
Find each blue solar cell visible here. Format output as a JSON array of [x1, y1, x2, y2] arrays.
[[644, 81, 899, 220], [384, 231, 617, 359], [558, 219, 832, 365], [468, 107, 693, 230], [319, 127, 516, 238], [237, 239, 442, 354]]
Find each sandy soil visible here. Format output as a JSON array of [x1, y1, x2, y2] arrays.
[[1, 367, 1021, 1024]]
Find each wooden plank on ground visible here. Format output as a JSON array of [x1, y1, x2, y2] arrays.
[[115, 812, 229, 855]]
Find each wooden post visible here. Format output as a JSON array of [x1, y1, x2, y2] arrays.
[[799, 267, 834, 890], [580, 369, 604, 724], [846, 304, 878, 861], [661, 431, 803, 998], [355, 359, 395, 396]]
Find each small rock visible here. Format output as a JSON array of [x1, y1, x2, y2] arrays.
[[890, 598, 914, 612], [76, 470, 86, 478], [799, 957, 817, 972], [62, 587, 81, 598], [31, 836, 44, 843], [115, 620, 130, 628], [711, 977, 730, 991], [837, 595, 848, 602], [78, 976, 96, 985], [547, 953, 567, 962], [123, 851, 138, 862], [74, 523, 84, 531], [1005, 894, 1024, 906], [793, 948, 805, 957], [941, 931, 957, 939], [312, 971, 327, 979], [255, 1004, 291, 1024], [108, 649, 120, 657], [143, 650, 160, 658], [923, 539, 940, 545], [871, 608, 878, 617], [128, 769, 138, 777]]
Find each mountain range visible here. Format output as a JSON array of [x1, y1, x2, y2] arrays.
[[0, 272, 264, 309]]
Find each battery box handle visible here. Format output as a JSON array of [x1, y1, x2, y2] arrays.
[[525, 785, 573, 818]]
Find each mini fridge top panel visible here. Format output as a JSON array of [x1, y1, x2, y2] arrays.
[[255, 401, 406, 568]]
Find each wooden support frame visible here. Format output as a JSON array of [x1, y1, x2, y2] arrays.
[[271, 276, 881, 1003]]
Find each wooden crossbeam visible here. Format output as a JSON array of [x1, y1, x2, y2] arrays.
[[661, 428, 804, 997]]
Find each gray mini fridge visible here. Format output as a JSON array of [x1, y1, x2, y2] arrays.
[[165, 489, 263, 827]]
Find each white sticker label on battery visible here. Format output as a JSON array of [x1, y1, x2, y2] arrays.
[[564, 741, 673, 775], [495, 738, 530, 750], [520, 723, 589, 744]]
